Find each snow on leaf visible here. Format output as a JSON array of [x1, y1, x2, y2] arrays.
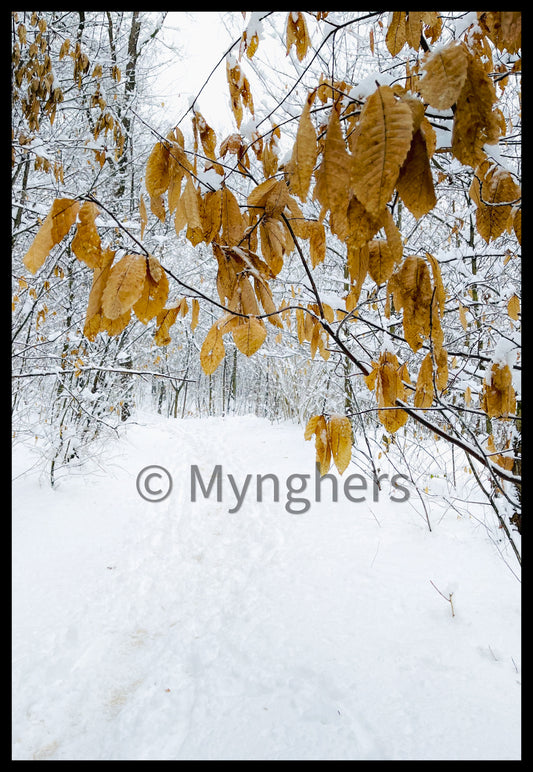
[[481, 362, 516, 418], [419, 41, 468, 111], [285, 12, 311, 61], [452, 53, 501, 168]]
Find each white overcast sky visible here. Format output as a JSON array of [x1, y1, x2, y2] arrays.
[[153, 12, 239, 134]]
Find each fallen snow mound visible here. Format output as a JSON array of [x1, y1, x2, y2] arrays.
[[12, 413, 521, 760]]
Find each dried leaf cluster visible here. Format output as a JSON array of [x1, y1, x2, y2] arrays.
[[305, 414, 353, 475], [22, 198, 185, 344]]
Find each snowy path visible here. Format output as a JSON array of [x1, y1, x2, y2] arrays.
[[12, 414, 521, 760]]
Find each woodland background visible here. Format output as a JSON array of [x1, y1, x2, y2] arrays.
[[12, 11, 521, 557]]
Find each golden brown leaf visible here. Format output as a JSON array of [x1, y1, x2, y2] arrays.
[[232, 275, 260, 316], [368, 239, 396, 285], [472, 164, 521, 243], [83, 248, 115, 341], [309, 320, 321, 359], [147, 255, 163, 283], [254, 277, 282, 327], [481, 362, 516, 418], [175, 177, 204, 245], [420, 116, 437, 158], [419, 41, 468, 110], [213, 243, 238, 305], [388, 255, 434, 352], [478, 12, 521, 55], [405, 12, 424, 50], [193, 110, 217, 160], [220, 132, 244, 158], [191, 298, 200, 331], [289, 90, 318, 202], [101, 309, 131, 337], [507, 294, 520, 322], [226, 58, 254, 128], [154, 302, 181, 347], [150, 194, 166, 224], [414, 352, 434, 409], [71, 200, 102, 269], [264, 181, 293, 220], [346, 195, 382, 249], [422, 11, 443, 43], [317, 333, 330, 361], [328, 414, 352, 474], [459, 303, 468, 331], [381, 209, 404, 265], [513, 207, 521, 244], [385, 12, 406, 56], [247, 177, 281, 211], [145, 141, 170, 199], [237, 245, 275, 280], [304, 414, 321, 441], [133, 260, 169, 324], [313, 106, 351, 236], [220, 187, 245, 246], [351, 86, 414, 217], [240, 26, 259, 60], [499, 12, 521, 54], [167, 164, 185, 215], [452, 53, 502, 167], [346, 242, 369, 306], [379, 406, 409, 434], [200, 321, 226, 374], [259, 217, 288, 275], [303, 309, 314, 342], [202, 189, 222, 243], [296, 307, 306, 344], [308, 220, 326, 268], [304, 414, 331, 476], [101, 254, 147, 320], [23, 198, 80, 274], [425, 252, 446, 317], [486, 435, 515, 471], [285, 12, 311, 61], [366, 351, 409, 432], [262, 134, 280, 179], [396, 129, 437, 218], [400, 95, 426, 135], [232, 317, 267, 356], [435, 346, 448, 392], [140, 194, 148, 239]]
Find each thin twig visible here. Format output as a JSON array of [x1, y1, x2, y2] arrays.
[[430, 580, 455, 617], [11, 366, 194, 383]]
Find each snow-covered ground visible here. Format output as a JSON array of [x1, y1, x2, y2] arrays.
[[12, 413, 521, 760]]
